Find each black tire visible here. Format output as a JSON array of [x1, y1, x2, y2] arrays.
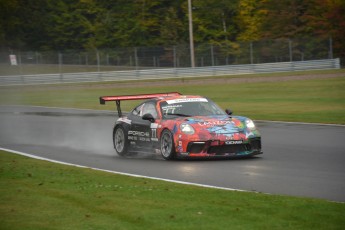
[[113, 125, 129, 156], [160, 129, 176, 160]]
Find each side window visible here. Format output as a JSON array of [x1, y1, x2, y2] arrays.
[[142, 103, 158, 118], [131, 104, 144, 116]]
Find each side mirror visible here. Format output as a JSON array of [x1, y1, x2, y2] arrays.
[[225, 109, 233, 115], [142, 113, 155, 122]]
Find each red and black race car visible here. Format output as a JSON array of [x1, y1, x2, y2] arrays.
[[100, 92, 262, 160]]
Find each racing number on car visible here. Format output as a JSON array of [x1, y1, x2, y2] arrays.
[[151, 123, 158, 141], [161, 104, 182, 115]]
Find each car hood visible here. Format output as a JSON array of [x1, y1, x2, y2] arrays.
[[176, 115, 259, 138]]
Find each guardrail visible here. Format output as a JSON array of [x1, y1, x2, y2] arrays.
[[0, 58, 340, 86]]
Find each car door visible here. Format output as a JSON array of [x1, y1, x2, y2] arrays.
[[127, 101, 157, 147]]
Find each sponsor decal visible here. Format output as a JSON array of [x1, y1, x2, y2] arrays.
[[117, 117, 132, 124], [150, 123, 159, 128], [139, 137, 151, 142], [166, 98, 208, 104], [128, 130, 150, 137], [225, 140, 243, 145], [198, 120, 233, 126], [161, 104, 182, 110]]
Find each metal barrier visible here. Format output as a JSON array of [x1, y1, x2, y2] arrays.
[[0, 58, 340, 86]]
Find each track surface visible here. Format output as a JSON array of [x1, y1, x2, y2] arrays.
[[1, 105, 344, 202]]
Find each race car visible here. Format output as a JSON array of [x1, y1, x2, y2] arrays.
[[100, 92, 262, 160]]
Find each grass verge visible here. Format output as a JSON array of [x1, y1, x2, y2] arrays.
[[1, 70, 345, 124], [1, 150, 344, 230]]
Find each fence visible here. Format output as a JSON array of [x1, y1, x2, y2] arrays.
[[0, 59, 340, 86], [0, 37, 335, 76]]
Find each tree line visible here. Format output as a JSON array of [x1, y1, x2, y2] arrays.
[[0, 0, 344, 59]]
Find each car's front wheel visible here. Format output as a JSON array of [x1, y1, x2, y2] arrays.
[[113, 125, 128, 156], [160, 129, 176, 160]]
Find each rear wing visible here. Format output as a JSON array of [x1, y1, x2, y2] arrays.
[[99, 92, 181, 117]]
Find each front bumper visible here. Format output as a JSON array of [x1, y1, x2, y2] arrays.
[[178, 137, 262, 158]]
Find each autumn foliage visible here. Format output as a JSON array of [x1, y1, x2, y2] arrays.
[[0, 0, 344, 60]]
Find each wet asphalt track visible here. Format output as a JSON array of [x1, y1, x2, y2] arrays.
[[1, 105, 344, 202]]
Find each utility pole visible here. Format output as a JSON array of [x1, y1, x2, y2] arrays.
[[188, 0, 195, 68]]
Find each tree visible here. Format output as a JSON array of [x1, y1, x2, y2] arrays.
[[46, 0, 98, 50], [304, 0, 345, 59], [159, 0, 187, 45], [236, 0, 264, 41], [0, 0, 21, 50], [0, 0, 51, 51], [259, 0, 309, 39], [192, 0, 239, 43], [1, 0, 342, 61]]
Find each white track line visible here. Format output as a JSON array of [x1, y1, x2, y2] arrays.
[[0, 147, 247, 193], [2, 105, 344, 200]]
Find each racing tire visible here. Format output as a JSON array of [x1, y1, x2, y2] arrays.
[[160, 129, 176, 160], [113, 125, 129, 156]]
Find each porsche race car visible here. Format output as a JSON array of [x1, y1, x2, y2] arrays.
[[100, 92, 262, 160]]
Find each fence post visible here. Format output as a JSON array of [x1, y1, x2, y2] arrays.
[[173, 46, 178, 77], [173, 46, 177, 68], [17, 51, 23, 78], [134, 47, 138, 70], [35, 52, 39, 64], [85, 53, 88, 66], [329, 37, 333, 59], [96, 50, 100, 72], [58, 52, 63, 81], [135, 47, 139, 78], [211, 44, 214, 66], [250, 42, 253, 64], [289, 39, 292, 62]]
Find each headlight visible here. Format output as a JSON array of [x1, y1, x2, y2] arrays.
[[180, 123, 195, 135], [245, 119, 256, 129]]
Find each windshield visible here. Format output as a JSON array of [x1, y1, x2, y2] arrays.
[[160, 97, 226, 118]]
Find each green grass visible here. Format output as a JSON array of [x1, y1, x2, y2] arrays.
[[1, 70, 345, 124], [1, 151, 344, 230], [1, 70, 345, 229]]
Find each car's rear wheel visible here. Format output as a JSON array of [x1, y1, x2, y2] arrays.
[[113, 126, 128, 156], [160, 129, 176, 160]]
